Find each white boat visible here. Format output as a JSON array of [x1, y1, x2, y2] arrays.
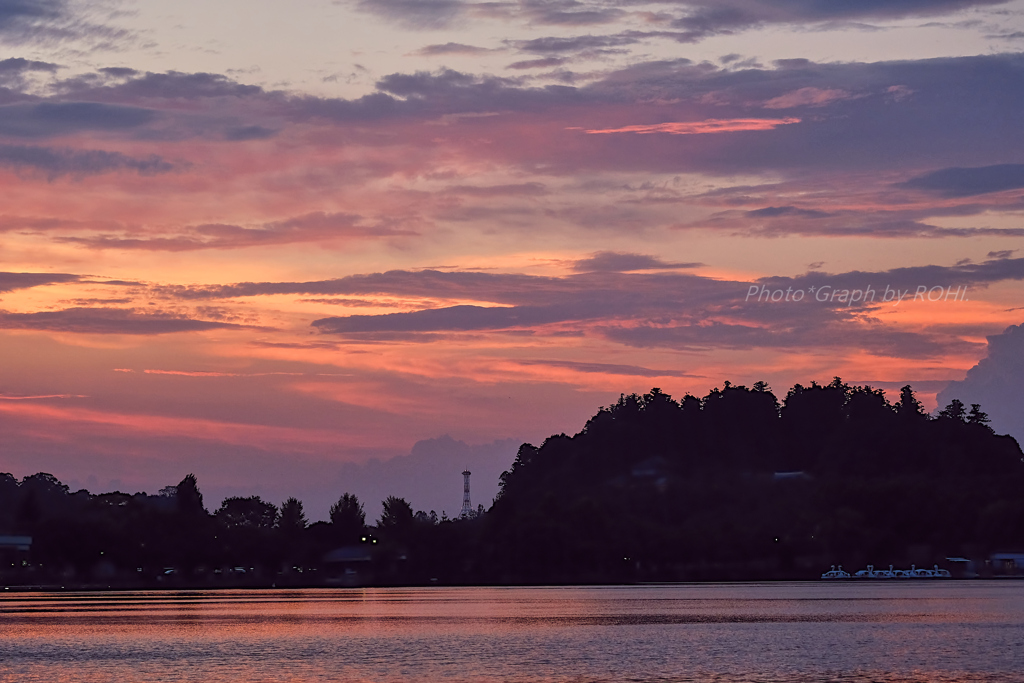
[[826, 563, 953, 579], [853, 564, 877, 578], [821, 565, 850, 579], [875, 565, 897, 579]]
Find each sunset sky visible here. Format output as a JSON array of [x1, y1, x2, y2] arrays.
[[2, 0, 1024, 519]]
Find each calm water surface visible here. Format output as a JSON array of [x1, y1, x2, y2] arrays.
[[2, 583, 1023, 682]]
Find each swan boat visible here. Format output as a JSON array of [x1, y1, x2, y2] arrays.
[[821, 564, 952, 579]]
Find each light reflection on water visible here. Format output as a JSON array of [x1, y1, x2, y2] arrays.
[[1, 583, 1023, 682]]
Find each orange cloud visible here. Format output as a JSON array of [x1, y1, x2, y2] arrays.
[[0, 394, 89, 400], [142, 369, 305, 377], [578, 118, 801, 135]]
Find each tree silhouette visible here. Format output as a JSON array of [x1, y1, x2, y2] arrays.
[[379, 496, 414, 533], [278, 497, 307, 532], [895, 385, 926, 419], [939, 398, 967, 422], [216, 496, 278, 529], [330, 493, 365, 543], [175, 473, 205, 516], [968, 404, 993, 431]]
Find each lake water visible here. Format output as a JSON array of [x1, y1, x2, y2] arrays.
[[2, 583, 1023, 682]]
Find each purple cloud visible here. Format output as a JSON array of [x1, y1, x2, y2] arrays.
[[507, 57, 569, 69], [57, 212, 414, 251], [900, 164, 1024, 197], [342, 0, 1009, 34], [0, 307, 250, 334], [0, 144, 175, 178], [666, 0, 1010, 39], [350, 0, 464, 29], [571, 251, 702, 272], [0, 102, 156, 138], [0, 57, 59, 87], [517, 359, 697, 377], [0, 271, 79, 292], [295, 257, 1023, 361], [415, 42, 495, 55], [21, 54, 1024, 186]]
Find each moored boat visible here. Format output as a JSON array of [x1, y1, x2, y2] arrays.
[[821, 565, 851, 579], [824, 563, 953, 579]]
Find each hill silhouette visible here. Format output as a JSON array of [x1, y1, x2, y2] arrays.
[[484, 380, 1024, 582]]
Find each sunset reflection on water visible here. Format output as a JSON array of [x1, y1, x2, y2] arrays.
[[1, 583, 1023, 682]]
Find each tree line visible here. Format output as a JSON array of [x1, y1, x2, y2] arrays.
[[0, 470, 484, 587], [2, 378, 1022, 586]]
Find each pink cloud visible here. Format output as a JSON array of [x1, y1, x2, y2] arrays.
[[762, 87, 852, 109], [0, 394, 88, 400], [142, 369, 305, 377], [0, 401, 370, 451]]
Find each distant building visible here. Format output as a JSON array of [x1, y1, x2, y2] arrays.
[[0, 535, 31, 552], [630, 456, 669, 492], [991, 553, 1024, 576], [0, 535, 32, 567], [323, 545, 374, 586]]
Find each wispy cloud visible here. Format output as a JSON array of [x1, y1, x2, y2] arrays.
[[0, 307, 252, 334], [0, 393, 87, 400], [900, 164, 1024, 197], [0, 271, 79, 292], [571, 251, 702, 272], [349, 0, 464, 29], [517, 359, 697, 377], [56, 213, 416, 251], [141, 369, 306, 377], [762, 87, 853, 109], [341, 0, 1011, 36], [0, 144, 175, 179], [414, 42, 496, 55], [0, 102, 157, 138], [577, 118, 801, 135]]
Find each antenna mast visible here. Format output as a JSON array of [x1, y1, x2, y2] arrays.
[[460, 470, 473, 517]]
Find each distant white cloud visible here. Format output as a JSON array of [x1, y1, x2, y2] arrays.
[[938, 323, 1024, 444], [323, 435, 520, 519]]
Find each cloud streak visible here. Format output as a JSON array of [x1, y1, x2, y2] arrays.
[[289, 256, 1024, 361], [571, 251, 702, 272], [580, 118, 801, 135], [0, 102, 157, 138], [900, 164, 1024, 197], [0, 307, 251, 335], [0, 144, 175, 178], [0, 271, 79, 292], [350, 0, 464, 29], [58, 213, 416, 251], [517, 359, 696, 377], [0, 393, 87, 400], [341, 0, 1011, 35]]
